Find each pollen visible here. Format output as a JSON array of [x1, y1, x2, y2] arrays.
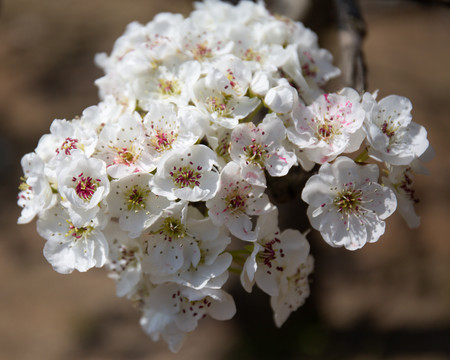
[[334, 185, 363, 215], [72, 173, 100, 201], [126, 185, 150, 211], [170, 166, 202, 188]]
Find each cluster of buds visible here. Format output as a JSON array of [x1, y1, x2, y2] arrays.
[[17, 0, 431, 352]]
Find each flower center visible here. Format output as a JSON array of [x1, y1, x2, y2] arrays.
[[56, 137, 79, 155], [193, 42, 212, 61], [126, 185, 150, 211], [243, 48, 261, 62], [334, 185, 363, 215], [257, 238, 285, 272], [207, 95, 232, 117], [18, 176, 31, 192], [72, 173, 100, 200], [160, 216, 186, 241], [158, 79, 180, 96], [170, 166, 202, 188], [115, 146, 139, 166], [224, 187, 248, 216], [381, 121, 396, 138], [151, 129, 176, 152], [65, 220, 93, 239], [316, 115, 341, 142], [244, 140, 268, 168]]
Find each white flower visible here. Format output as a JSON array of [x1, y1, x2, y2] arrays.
[[142, 202, 201, 277], [382, 164, 421, 228], [290, 88, 366, 164], [134, 60, 201, 107], [230, 113, 296, 186], [206, 161, 273, 241], [57, 152, 110, 228], [37, 204, 108, 274], [193, 70, 260, 129], [107, 173, 171, 238], [141, 101, 203, 164], [363, 93, 429, 165], [95, 111, 155, 178], [153, 208, 232, 290], [17, 152, 57, 224], [140, 283, 236, 353], [104, 221, 145, 298], [271, 255, 314, 327], [241, 208, 310, 297], [301, 156, 397, 250], [35, 119, 98, 165], [150, 144, 219, 202]]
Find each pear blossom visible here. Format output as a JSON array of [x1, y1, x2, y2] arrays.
[[104, 221, 146, 298], [141, 101, 204, 164], [206, 161, 273, 241], [290, 88, 366, 164], [94, 111, 155, 178], [150, 144, 219, 202], [230, 113, 297, 186], [241, 209, 310, 297], [142, 202, 201, 277], [363, 93, 429, 165], [107, 172, 171, 238], [37, 204, 108, 274], [382, 165, 421, 228], [153, 208, 232, 290], [193, 70, 260, 129], [57, 153, 110, 228], [133, 60, 201, 107], [302, 156, 397, 250], [17, 152, 57, 224], [35, 118, 98, 165], [140, 283, 236, 353], [271, 255, 314, 327]]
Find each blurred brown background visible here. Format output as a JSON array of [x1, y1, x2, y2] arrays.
[[1, 0, 449, 359]]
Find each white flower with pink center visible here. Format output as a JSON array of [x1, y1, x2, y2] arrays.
[[151, 206, 232, 290], [206, 161, 273, 241], [58, 153, 110, 228], [95, 112, 155, 178], [241, 208, 311, 297], [271, 255, 314, 327], [34, 119, 99, 182], [17, 152, 57, 224], [230, 113, 296, 187], [37, 204, 108, 274], [142, 101, 203, 165], [290, 88, 366, 164], [142, 202, 201, 278], [362, 93, 429, 165], [193, 70, 260, 129], [140, 283, 236, 353], [301, 156, 397, 250], [107, 173, 171, 238], [134, 60, 201, 107], [150, 144, 219, 202]]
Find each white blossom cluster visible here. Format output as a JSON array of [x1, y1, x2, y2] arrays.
[[17, 0, 431, 352]]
